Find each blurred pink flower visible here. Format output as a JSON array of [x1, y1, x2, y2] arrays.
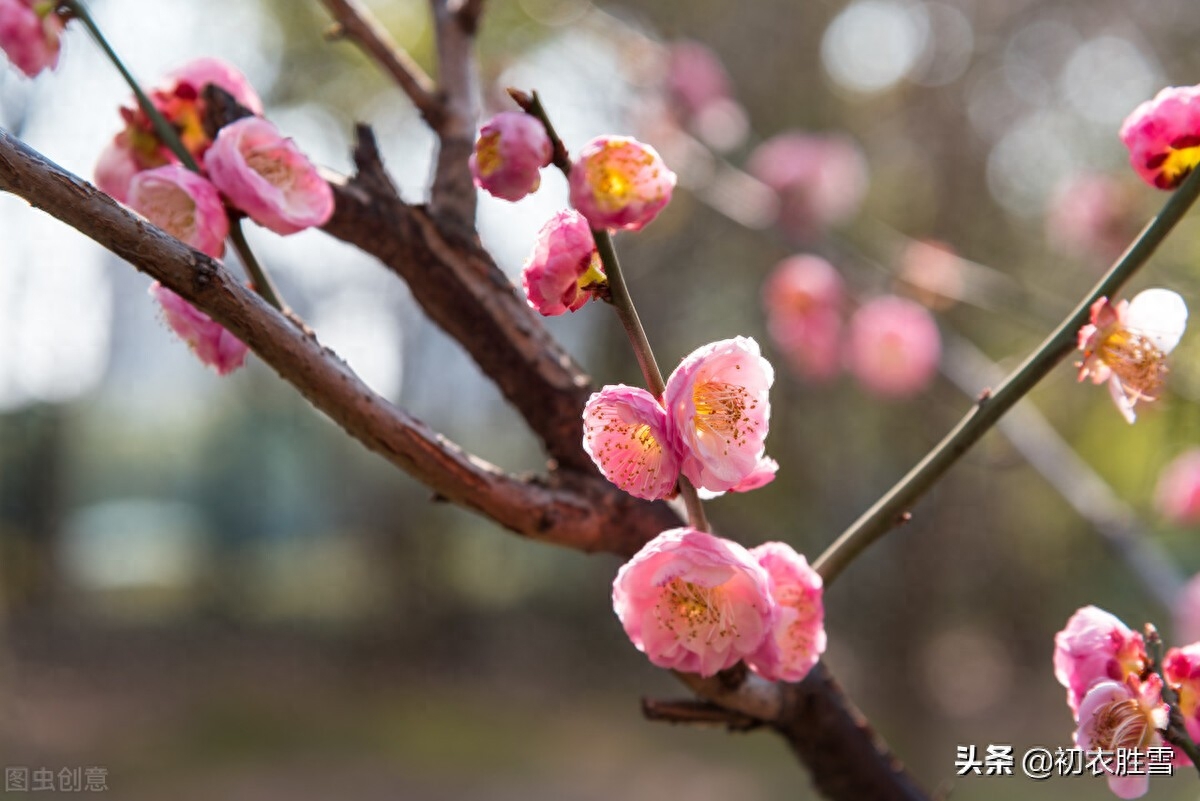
[[747, 542, 825, 682], [665, 41, 732, 119], [1046, 174, 1137, 263], [1077, 288, 1187, 423], [1053, 605, 1147, 716], [612, 527, 774, 676], [1165, 644, 1200, 747], [0, 0, 63, 78], [569, 135, 676, 232], [1074, 676, 1167, 799], [846, 296, 940, 399], [149, 283, 248, 375], [94, 57, 263, 202], [762, 255, 845, 383], [205, 117, 334, 235], [583, 384, 679, 501], [1176, 574, 1200, 645], [898, 240, 964, 311], [664, 336, 774, 494], [1155, 450, 1200, 526], [521, 210, 605, 316], [1120, 85, 1200, 190], [470, 111, 552, 202], [747, 132, 868, 240], [127, 165, 228, 259]]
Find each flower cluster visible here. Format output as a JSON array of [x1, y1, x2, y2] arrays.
[[90, 58, 335, 376], [1076, 288, 1187, 423], [584, 336, 776, 499], [762, 255, 942, 399], [613, 529, 824, 680], [1054, 606, 1200, 798], [0, 0, 65, 78]]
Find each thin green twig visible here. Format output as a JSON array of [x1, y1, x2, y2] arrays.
[[814, 164, 1200, 585]]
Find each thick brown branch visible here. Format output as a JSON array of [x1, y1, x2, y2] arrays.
[[0, 129, 618, 554], [682, 664, 929, 800], [452, 0, 485, 35], [322, 126, 597, 473], [428, 0, 479, 229], [318, 0, 444, 130]]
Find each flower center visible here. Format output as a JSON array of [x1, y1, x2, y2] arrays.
[[474, 131, 503, 177], [1153, 138, 1200, 189], [142, 184, 198, 242], [693, 381, 755, 446], [659, 578, 734, 643], [246, 148, 296, 192], [1091, 698, 1152, 751], [1098, 328, 1167, 401]]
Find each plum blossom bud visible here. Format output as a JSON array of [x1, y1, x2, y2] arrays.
[[762, 255, 844, 383], [583, 385, 679, 501], [846, 296, 940, 399], [470, 112, 552, 202], [0, 0, 63, 78], [1073, 676, 1167, 799], [664, 337, 775, 494], [1155, 449, 1200, 526], [665, 41, 733, 120], [1053, 606, 1147, 715], [1165, 644, 1200, 746], [568, 136, 676, 232], [747, 542, 825, 682], [612, 527, 774, 676], [1120, 85, 1200, 190], [127, 165, 228, 259], [747, 132, 868, 240], [204, 117, 334, 235], [149, 284, 248, 375], [522, 210, 605, 316], [1077, 288, 1187, 423]]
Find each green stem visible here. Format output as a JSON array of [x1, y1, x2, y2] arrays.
[[228, 219, 282, 310], [514, 88, 710, 532], [66, 0, 285, 312], [814, 164, 1200, 585]]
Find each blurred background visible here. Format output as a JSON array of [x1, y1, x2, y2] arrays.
[[4, 0, 1200, 798]]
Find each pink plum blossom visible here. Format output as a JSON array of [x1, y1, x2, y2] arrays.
[[1046, 173, 1138, 263], [1073, 676, 1167, 799], [1077, 288, 1187, 423], [665, 41, 733, 119], [846, 296, 940, 399], [747, 542, 825, 682], [127, 166, 228, 259], [1120, 85, 1200, 190], [612, 527, 774, 676], [747, 132, 868, 240], [1155, 449, 1200, 526], [898, 240, 965, 311], [1165, 644, 1200, 746], [568, 135, 676, 232], [204, 117, 334, 235], [664, 337, 774, 494], [470, 112, 552, 202], [1053, 605, 1147, 715], [0, 0, 63, 78], [94, 57, 263, 202], [149, 284, 248, 376], [762, 255, 845, 383], [583, 385, 679, 501], [521, 210, 605, 316]]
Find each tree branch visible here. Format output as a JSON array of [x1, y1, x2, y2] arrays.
[[0, 127, 929, 801], [428, 0, 479, 229], [0, 128, 640, 555], [322, 125, 597, 473], [318, 0, 444, 130]]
